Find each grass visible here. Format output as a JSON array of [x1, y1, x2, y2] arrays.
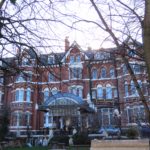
[[5, 146, 48, 150], [4, 145, 90, 150]]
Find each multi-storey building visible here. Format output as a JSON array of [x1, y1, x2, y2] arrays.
[[0, 37, 149, 140]]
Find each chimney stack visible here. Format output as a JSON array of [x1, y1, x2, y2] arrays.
[[65, 36, 70, 52]]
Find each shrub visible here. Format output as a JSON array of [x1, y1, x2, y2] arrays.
[[72, 132, 90, 145], [49, 135, 69, 146], [126, 127, 139, 139]]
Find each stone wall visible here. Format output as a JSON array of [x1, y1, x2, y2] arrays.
[[91, 139, 149, 150]]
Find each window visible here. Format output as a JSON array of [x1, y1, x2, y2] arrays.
[[97, 86, 103, 99], [26, 88, 31, 102], [0, 92, 2, 103], [124, 82, 129, 97], [123, 65, 128, 75], [100, 108, 114, 126], [128, 49, 136, 57], [134, 64, 140, 73], [70, 86, 83, 98], [130, 80, 136, 95], [110, 67, 115, 78], [48, 73, 55, 82], [92, 90, 96, 99], [92, 69, 97, 79], [16, 74, 25, 82], [25, 112, 31, 126], [126, 107, 134, 123], [11, 113, 17, 126], [70, 68, 82, 79], [131, 64, 140, 74], [15, 89, 24, 101], [101, 67, 106, 78], [114, 88, 118, 98], [44, 88, 49, 101], [51, 87, 58, 95], [77, 88, 83, 98], [70, 56, 74, 64], [76, 55, 81, 62], [106, 85, 112, 99], [48, 56, 54, 64], [143, 81, 148, 95], [0, 77, 4, 84], [22, 57, 29, 66]]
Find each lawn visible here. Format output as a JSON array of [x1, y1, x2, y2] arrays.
[[5, 146, 90, 150]]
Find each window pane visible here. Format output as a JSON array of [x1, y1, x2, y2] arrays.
[[15, 90, 19, 101], [70, 56, 74, 63], [20, 90, 24, 101], [48, 73, 54, 82], [106, 87, 112, 99], [110, 68, 115, 78], [26, 88, 31, 102], [97, 87, 103, 99], [130, 81, 136, 95], [123, 65, 127, 74], [44, 90, 49, 101], [76, 55, 81, 62], [92, 69, 97, 79], [101, 68, 106, 78], [125, 84, 128, 97]]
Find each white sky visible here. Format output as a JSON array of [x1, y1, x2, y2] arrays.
[[1, 0, 143, 56]]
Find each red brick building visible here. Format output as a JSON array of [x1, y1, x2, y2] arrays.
[[0, 37, 149, 139]]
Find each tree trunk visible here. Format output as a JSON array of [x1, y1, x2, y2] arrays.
[[143, 0, 150, 83]]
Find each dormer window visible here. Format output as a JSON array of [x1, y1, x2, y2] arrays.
[[48, 56, 55, 64]]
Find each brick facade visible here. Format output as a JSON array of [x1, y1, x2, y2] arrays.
[[0, 38, 149, 138]]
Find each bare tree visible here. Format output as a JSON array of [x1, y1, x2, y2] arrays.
[[87, 0, 150, 123], [59, 0, 150, 123]]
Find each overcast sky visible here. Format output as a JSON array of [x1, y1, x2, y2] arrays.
[[2, 0, 143, 56]]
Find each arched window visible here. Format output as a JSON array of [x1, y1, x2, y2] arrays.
[[97, 85, 103, 99], [101, 67, 106, 78], [16, 74, 25, 82], [124, 82, 129, 97], [110, 67, 115, 78], [15, 88, 24, 101], [106, 84, 112, 99], [51, 87, 58, 95], [44, 88, 49, 101], [48, 73, 54, 82], [92, 69, 97, 79], [26, 88, 31, 102]]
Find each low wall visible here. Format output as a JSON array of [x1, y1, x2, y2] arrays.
[[91, 139, 149, 150]]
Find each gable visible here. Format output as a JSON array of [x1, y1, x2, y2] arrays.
[[61, 41, 89, 63]]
